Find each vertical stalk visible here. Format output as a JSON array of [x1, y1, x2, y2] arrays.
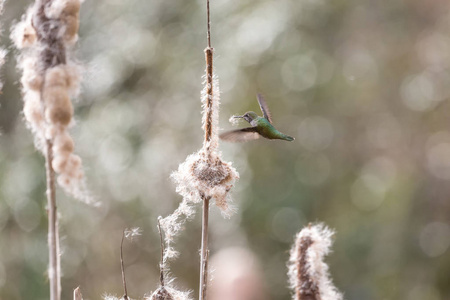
[[45, 139, 60, 300], [121, 231, 129, 300], [199, 196, 210, 300], [34, 1, 66, 299], [200, 0, 213, 298]]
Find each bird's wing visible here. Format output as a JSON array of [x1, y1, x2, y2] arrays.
[[257, 94, 273, 124], [219, 127, 260, 142]]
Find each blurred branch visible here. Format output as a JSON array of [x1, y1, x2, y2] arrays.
[[199, 196, 210, 300], [73, 287, 83, 300], [121, 230, 129, 300]]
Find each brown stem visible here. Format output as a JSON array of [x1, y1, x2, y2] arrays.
[[203, 47, 214, 148], [73, 287, 83, 300], [296, 236, 320, 300], [206, 0, 211, 48], [199, 196, 210, 300], [33, 1, 68, 299], [45, 139, 60, 300], [33, 0, 67, 71]]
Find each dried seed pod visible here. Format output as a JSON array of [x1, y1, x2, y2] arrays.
[[288, 224, 343, 300], [63, 0, 81, 16], [53, 131, 74, 153], [11, 14, 37, 49], [52, 152, 70, 173], [23, 92, 44, 126], [45, 66, 69, 88], [21, 58, 43, 91], [149, 287, 173, 300], [44, 96, 73, 126], [63, 15, 79, 42]]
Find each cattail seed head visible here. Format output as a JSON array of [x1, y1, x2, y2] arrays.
[[20, 57, 43, 91], [53, 131, 75, 153], [147, 286, 190, 300], [44, 95, 73, 126], [171, 149, 238, 215], [63, 14, 79, 42], [23, 91, 44, 128], [288, 224, 343, 300], [13, 0, 92, 204], [11, 11, 37, 49], [73, 287, 83, 300]]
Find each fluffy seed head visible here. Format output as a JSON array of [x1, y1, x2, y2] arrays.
[[288, 223, 343, 300], [20, 57, 44, 91], [172, 149, 238, 214], [147, 286, 191, 300], [11, 10, 37, 49]]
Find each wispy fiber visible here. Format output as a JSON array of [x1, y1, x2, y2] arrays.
[[12, 1, 87, 299], [161, 3, 239, 300], [288, 224, 343, 300], [12, 0, 92, 203]]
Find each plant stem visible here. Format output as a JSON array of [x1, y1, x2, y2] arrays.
[[45, 139, 60, 300], [121, 231, 129, 300], [206, 0, 211, 48], [157, 217, 165, 287], [200, 1, 213, 299], [199, 196, 210, 300]]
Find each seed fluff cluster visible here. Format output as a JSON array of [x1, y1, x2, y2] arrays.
[[12, 0, 92, 203], [146, 285, 191, 300], [161, 59, 239, 261], [288, 223, 343, 300]]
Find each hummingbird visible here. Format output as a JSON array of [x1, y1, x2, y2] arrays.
[[220, 94, 295, 142]]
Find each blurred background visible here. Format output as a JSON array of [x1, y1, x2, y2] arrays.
[[1, 0, 450, 299]]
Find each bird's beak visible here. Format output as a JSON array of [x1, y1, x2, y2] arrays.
[[233, 115, 244, 119]]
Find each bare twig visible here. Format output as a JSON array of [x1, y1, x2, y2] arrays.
[[199, 1, 214, 299], [157, 217, 165, 287], [199, 196, 210, 300], [46, 139, 60, 300], [206, 0, 211, 48], [73, 287, 83, 300], [34, 1, 67, 299], [121, 230, 129, 300]]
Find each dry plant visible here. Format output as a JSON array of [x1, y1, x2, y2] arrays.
[[101, 225, 190, 300], [146, 219, 191, 300], [160, 0, 238, 299], [6, 0, 346, 299], [73, 287, 83, 300], [11, 0, 90, 299], [288, 224, 343, 300]]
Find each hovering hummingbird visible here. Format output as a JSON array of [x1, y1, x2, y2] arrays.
[[220, 94, 295, 142]]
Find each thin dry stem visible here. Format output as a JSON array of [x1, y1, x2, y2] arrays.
[[73, 287, 83, 300], [206, 0, 211, 48], [157, 217, 165, 287], [46, 138, 60, 300], [199, 197, 210, 300], [121, 231, 129, 300], [34, 1, 66, 298], [199, 1, 213, 299]]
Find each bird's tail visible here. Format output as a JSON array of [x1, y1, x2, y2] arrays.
[[282, 135, 295, 141]]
